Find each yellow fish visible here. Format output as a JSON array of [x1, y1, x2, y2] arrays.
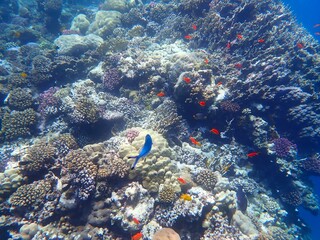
[[180, 193, 192, 201], [20, 72, 27, 78]]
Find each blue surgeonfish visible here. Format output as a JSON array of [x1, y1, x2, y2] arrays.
[[129, 134, 153, 170]]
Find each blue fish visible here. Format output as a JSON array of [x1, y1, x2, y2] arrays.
[[129, 134, 153, 170]]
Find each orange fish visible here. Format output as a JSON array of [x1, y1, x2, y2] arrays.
[[257, 38, 265, 43], [247, 152, 259, 158], [234, 63, 242, 69], [20, 72, 27, 78], [237, 34, 243, 39], [226, 42, 231, 49], [210, 128, 220, 135], [132, 218, 140, 224], [198, 101, 206, 107], [314, 24, 320, 28], [131, 232, 143, 240], [185, 35, 192, 40], [315, 32, 320, 36], [192, 24, 197, 30], [157, 91, 165, 97], [177, 177, 187, 184], [189, 137, 201, 146], [183, 77, 191, 84], [204, 58, 209, 64], [296, 42, 304, 49]]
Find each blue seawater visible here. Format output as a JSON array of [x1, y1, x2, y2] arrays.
[[283, 0, 320, 42], [283, 1, 320, 239]]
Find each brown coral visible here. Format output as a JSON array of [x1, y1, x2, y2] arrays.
[[9, 179, 52, 208], [64, 149, 97, 177], [195, 169, 218, 191], [7, 88, 33, 110], [152, 228, 181, 240], [20, 140, 56, 175], [159, 185, 176, 203]]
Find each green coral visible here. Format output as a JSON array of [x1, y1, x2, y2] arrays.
[[9, 179, 52, 208], [1, 108, 37, 140], [20, 140, 56, 175], [8, 88, 33, 110]]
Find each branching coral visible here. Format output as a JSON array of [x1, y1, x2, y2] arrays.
[[1, 108, 37, 140], [7, 88, 33, 110], [20, 140, 56, 176], [194, 169, 218, 191], [9, 179, 52, 209]]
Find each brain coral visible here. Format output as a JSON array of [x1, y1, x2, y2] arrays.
[[152, 228, 181, 240], [7, 88, 33, 110], [119, 128, 180, 193]]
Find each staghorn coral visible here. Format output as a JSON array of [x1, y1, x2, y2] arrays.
[[7, 88, 33, 110], [194, 169, 218, 191], [9, 179, 52, 209], [1, 108, 37, 140], [20, 140, 56, 176], [158, 184, 176, 203]]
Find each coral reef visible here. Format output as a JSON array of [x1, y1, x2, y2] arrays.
[[7, 87, 33, 110]]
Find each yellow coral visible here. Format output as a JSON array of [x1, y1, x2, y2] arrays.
[[180, 193, 192, 201]]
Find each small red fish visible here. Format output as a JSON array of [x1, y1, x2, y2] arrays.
[[177, 177, 187, 184], [204, 58, 209, 64], [198, 101, 206, 107], [132, 218, 140, 224], [226, 42, 231, 49], [296, 42, 304, 49], [215, 81, 223, 87], [315, 32, 320, 36], [247, 152, 259, 158], [190, 137, 201, 146], [314, 24, 320, 28], [234, 63, 242, 69], [157, 91, 165, 97], [183, 77, 191, 84], [192, 24, 197, 30], [210, 128, 220, 135], [257, 38, 265, 43], [237, 34, 243, 39], [131, 232, 143, 240], [185, 35, 192, 40]]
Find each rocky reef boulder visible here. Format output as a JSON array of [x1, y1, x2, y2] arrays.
[[54, 34, 103, 56]]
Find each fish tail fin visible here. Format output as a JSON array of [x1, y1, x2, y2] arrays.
[[130, 156, 140, 170]]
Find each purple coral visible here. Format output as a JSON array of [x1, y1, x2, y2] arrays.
[[38, 87, 59, 118], [272, 138, 297, 158], [220, 100, 240, 112], [102, 68, 121, 91], [125, 129, 140, 143], [302, 156, 320, 175]]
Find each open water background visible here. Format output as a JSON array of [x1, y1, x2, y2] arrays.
[[283, 0, 320, 239]]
